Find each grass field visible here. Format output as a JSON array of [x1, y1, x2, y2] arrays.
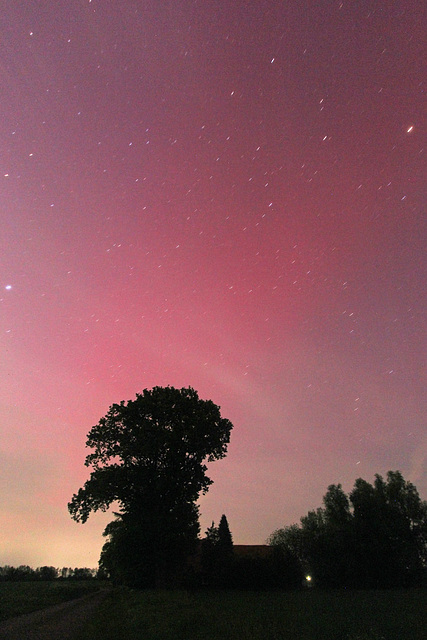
[[80, 587, 427, 640], [0, 580, 103, 621]]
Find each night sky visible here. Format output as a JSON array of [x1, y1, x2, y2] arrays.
[[1, 1, 425, 568]]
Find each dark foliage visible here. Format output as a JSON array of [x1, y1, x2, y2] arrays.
[[217, 514, 233, 556], [200, 515, 234, 587], [200, 516, 302, 590], [68, 386, 233, 587], [35, 566, 58, 581], [0, 565, 36, 581], [0, 565, 58, 581], [200, 521, 221, 584], [63, 567, 97, 580], [229, 547, 303, 590], [269, 470, 427, 588], [0, 566, 97, 581]]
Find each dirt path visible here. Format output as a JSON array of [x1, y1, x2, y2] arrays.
[[0, 589, 108, 640]]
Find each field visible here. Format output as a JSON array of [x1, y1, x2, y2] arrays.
[[0, 580, 103, 622], [80, 587, 427, 640], [1, 583, 425, 639]]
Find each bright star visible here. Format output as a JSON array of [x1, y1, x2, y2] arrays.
[[5, 285, 12, 290]]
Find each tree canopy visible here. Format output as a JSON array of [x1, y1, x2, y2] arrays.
[[269, 470, 427, 588], [68, 386, 233, 586]]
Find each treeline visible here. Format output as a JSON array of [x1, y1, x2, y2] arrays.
[[269, 470, 427, 589], [0, 565, 100, 581], [7, 469, 424, 590], [200, 471, 427, 590]]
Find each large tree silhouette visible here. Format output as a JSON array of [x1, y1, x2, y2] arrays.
[[68, 386, 233, 587], [270, 470, 427, 588]]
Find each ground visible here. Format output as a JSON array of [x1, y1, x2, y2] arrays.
[[0, 590, 107, 640]]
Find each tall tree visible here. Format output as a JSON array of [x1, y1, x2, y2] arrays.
[[350, 471, 427, 587], [68, 386, 233, 587], [217, 514, 233, 556]]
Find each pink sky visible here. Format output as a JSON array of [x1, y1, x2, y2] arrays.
[[0, 1, 425, 568]]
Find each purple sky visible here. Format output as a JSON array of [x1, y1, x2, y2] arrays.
[[0, 0, 425, 568]]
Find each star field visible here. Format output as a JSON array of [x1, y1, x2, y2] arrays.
[[0, 1, 425, 567]]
